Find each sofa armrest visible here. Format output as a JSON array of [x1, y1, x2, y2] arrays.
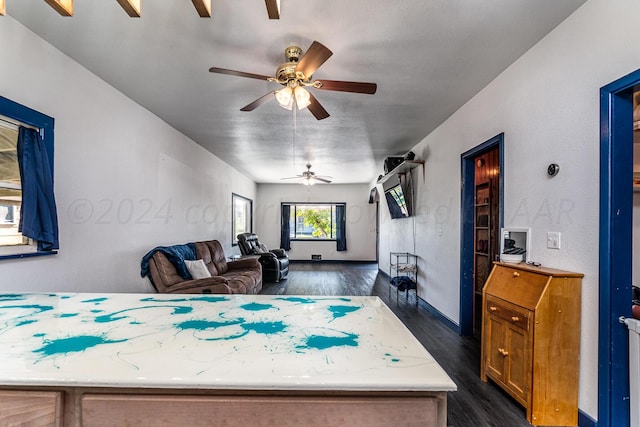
[[228, 256, 261, 271], [164, 277, 232, 294], [270, 248, 287, 258]]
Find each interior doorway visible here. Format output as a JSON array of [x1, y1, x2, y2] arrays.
[[369, 187, 380, 263], [471, 147, 501, 337], [460, 134, 504, 337], [598, 70, 640, 427]]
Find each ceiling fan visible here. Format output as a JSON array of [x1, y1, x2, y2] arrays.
[[264, 0, 280, 19], [209, 41, 377, 120], [281, 164, 333, 185]]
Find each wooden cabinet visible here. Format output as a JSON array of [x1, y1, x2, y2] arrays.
[[0, 388, 447, 427], [483, 295, 531, 405], [481, 262, 583, 426], [0, 390, 63, 426]]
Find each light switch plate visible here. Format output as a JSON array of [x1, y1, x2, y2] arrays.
[[547, 232, 561, 249]]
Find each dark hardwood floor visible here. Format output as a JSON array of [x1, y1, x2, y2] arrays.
[[261, 262, 533, 427]]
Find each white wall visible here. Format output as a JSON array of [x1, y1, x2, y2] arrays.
[[376, 0, 640, 420], [256, 184, 376, 261], [0, 17, 256, 293]]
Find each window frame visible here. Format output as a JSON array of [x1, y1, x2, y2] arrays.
[[286, 202, 345, 242], [0, 96, 56, 260], [231, 193, 253, 246]]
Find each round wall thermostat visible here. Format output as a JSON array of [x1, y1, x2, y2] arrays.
[[547, 163, 560, 177]]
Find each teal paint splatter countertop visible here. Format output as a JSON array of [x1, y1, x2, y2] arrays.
[[0, 293, 456, 392]]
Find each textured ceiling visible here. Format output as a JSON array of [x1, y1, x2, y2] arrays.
[[6, 0, 586, 183]]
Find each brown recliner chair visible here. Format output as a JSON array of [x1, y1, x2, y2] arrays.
[[237, 233, 289, 283]]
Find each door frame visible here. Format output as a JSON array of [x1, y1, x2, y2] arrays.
[[459, 133, 504, 336], [369, 187, 380, 263], [598, 70, 639, 427]]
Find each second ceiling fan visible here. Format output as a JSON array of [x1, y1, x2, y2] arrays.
[[281, 164, 333, 185], [209, 41, 377, 120]]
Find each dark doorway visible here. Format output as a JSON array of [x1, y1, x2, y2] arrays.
[[460, 134, 504, 337]]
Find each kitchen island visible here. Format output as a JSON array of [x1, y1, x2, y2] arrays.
[[0, 293, 456, 426]]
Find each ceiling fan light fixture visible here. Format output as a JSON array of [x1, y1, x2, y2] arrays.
[[275, 87, 294, 110], [294, 86, 311, 110], [302, 176, 315, 185]]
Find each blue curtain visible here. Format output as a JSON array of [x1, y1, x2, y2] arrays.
[[17, 127, 59, 251], [280, 204, 291, 251], [336, 204, 347, 251]]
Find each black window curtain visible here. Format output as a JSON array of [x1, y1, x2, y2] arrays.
[[280, 204, 291, 251], [17, 126, 59, 251], [336, 204, 347, 251]]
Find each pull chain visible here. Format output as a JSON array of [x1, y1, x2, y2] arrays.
[[292, 104, 297, 167]]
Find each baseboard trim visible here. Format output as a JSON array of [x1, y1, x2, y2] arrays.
[[378, 269, 460, 334], [417, 297, 461, 334], [578, 410, 597, 427], [289, 260, 377, 264]]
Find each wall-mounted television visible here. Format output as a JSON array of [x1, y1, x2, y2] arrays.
[[382, 175, 411, 219]]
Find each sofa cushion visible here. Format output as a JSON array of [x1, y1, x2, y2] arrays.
[[196, 240, 229, 275], [184, 259, 212, 280], [251, 242, 269, 254], [152, 251, 185, 287], [196, 242, 220, 276], [222, 271, 259, 294]]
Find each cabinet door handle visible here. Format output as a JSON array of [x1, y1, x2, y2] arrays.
[[498, 348, 509, 357], [489, 306, 498, 312], [512, 271, 520, 278], [511, 316, 520, 323]]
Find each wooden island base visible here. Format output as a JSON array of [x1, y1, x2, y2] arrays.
[[1, 387, 447, 427]]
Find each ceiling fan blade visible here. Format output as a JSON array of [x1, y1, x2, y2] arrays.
[[314, 79, 377, 95], [265, 0, 280, 19], [295, 41, 333, 78], [209, 67, 272, 81], [313, 176, 332, 184], [280, 176, 304, 180], [307, 92, 330, 120], [240, 91, 277, 111]]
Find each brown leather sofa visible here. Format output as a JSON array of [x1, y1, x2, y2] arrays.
[[145, 240, 262, 294]]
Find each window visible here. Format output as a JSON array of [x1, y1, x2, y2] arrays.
[[288, 203, 343, 240], [280, 203, 347, 251], [232, 193, 252, 245], [0, 124, 28, 249], [0, 96, 57, 259]]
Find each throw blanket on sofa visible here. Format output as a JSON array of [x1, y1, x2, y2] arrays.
[[140, 243, 197, 280]]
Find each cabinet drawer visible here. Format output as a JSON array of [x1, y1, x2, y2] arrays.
[[81, 394, 438, 427], [0, 390, 63, 427], [486, 296, 530, 331]]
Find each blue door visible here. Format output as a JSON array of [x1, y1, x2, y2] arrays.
[[599, 69, 639, 427]]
